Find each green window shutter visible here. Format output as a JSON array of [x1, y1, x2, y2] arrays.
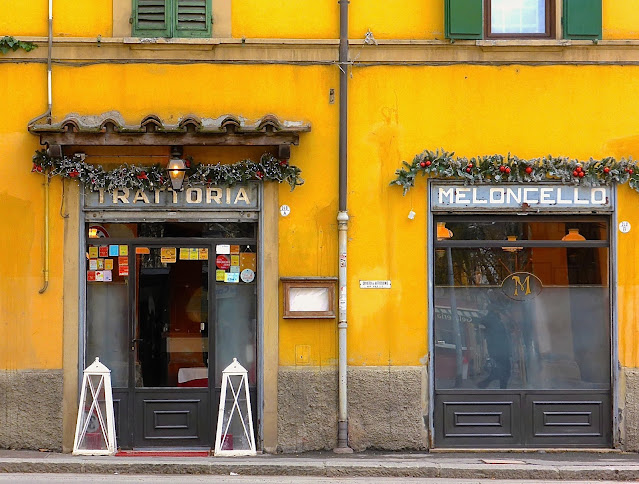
[[445, 0, 483, 40], [174, 0, 212, 38], [132, 0, 172, 37], [563, 0, 602, 40]]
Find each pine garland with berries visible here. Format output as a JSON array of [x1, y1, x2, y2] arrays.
[[31, 150, 304, 191], [391, 149, 639, 195]]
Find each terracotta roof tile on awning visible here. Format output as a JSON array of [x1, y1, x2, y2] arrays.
[[28, 111, 311, 148]]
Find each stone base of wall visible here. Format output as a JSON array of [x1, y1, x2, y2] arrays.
[[622, 368, 639, 451], [277, 367, 338, 453], [277, 366, 427, 453], [0, 370, 63, 451], [348, 366, 427, 451]]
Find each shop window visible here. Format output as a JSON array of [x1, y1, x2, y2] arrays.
[[132, 0, 212, 38], [444, 0, 601, 40]]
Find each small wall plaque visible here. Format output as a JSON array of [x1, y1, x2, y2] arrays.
[[359, 280, 391, 289]]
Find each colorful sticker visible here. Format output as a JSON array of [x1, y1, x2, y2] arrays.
[[224, 272, 239, 283], [216, 244, 230, 255], [179, 248, 190, 260], [96, 259, 104, 270], [119, 264, 129, 276], [189, 248, 198, 260], [103, 270, 113, 282], [230, 245, 240, 255], [230, 266, 240, 273], [98, 246, 108, 257], [118, 256, 128, 267], [89, 259, 98, 271], [95, 271, 104, 282], [230, 255, 240, 266], [198, 248, 209, 260], [240, 253, 256, 272], [119, 245, 128, 256], [135, 247, 150, 255], [216, 255, 231, 270], [108, 245, 119, 257], [216, 270, 225, 282], [88, 246, 99, 259], [105, 259, 114, 270], [161, 247, 177, 264], [240, 268, 255, 283], [87, 271, 96, 281]]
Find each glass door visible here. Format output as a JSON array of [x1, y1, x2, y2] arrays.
[[131, 244, 211, 447]]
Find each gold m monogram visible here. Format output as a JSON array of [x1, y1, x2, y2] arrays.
[[511, 275, 532, 296]]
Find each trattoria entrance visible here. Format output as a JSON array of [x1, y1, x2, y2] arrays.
[[83, 185, 259, 449], [431, 183, 613, 448]]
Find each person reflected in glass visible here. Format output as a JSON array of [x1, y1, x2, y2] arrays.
[[477, 304, 511, 389]]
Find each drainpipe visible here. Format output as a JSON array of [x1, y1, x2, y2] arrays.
[[30, 0, 53, 294], [334, 0, 352, 454]]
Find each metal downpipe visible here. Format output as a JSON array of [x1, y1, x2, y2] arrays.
[[334, 0, 352, 453]]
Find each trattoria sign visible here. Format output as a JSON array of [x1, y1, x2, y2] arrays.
[[431, 184, 612, 212], [84, 184, 259, 211]]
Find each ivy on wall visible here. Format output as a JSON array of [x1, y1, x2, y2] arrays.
[[0, 36, 37, 54], [32, 150, 304, 191], [391, 149, 639, 195]]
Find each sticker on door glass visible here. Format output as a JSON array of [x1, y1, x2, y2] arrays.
[[230, 245, 240, 255], [108, 245, 119, 257], [119, 264, 129, 276], [216, 244, 231, 255], [105, 259, 114, 270], [88, 246, 98, 259], [89, 259, 98, 271], [224, 272, 239, 283], [161, 247, 177, 263], [189, 248, 198, 260], [98, 246, 108, 257], [103, 270, 112, 282], [199, 248, 209, 260], [87, 271, 96, 281], [240, 253, 256, 272], [96, 259, 104, 270], [179, 248, 190, 260], [119, 245, 128, 256], [216, 255, 231, 270], [240, 269, 255, 283], [216, 270, 225, 281]]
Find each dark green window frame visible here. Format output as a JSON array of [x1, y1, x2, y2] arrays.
[[444, 0, 602, 41], [132, 0, 212, 38]]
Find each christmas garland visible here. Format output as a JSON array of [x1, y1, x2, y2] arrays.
[[391, 149, 639, 195], [31, 150, 304, 191]]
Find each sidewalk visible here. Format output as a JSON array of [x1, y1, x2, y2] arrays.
[[2, 449, 639, 480]]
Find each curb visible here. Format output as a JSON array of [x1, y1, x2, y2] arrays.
[[2, 459, 639, 480]]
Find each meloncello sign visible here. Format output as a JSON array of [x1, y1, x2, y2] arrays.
[[430, 184, 612, 212]]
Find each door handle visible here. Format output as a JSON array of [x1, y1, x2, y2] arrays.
[[131, 338, 142, 351]]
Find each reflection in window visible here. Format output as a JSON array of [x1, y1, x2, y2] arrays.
[[434, 245, 610, 391], [491, 0, 546, 34]]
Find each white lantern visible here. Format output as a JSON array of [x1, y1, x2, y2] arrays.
[[72, 357, 117, 455], [214, 358, 256, 456]]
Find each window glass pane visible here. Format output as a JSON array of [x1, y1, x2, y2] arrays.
[[86, 222, 255, 239], [436, 219, 608, 242], [491, 0, 546, 34], [215, 284, 257, 387], [86, 283, 129, 387], [434, 246, 610, 390], [135, 248, 209, 388]]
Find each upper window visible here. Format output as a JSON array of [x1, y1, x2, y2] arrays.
[[486, 0, 554, 38], [132, 0, 212, 38], [444, 0, 601, 40]]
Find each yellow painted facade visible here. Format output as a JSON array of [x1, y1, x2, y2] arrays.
[[2, 0, 639, 450]]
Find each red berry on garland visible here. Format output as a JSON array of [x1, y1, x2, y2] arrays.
[[573, 170, 579, 177], [525, 166, 533, 174], [256, 171, 264, 179], [630, 169, 634, 175], [505, 167, 511, 174], [279, 160, 288, 166], [578, 171, 585, 178], [466, 167, 472, 173], [425, 160, 432, 167], [603, 167, 610, 174], [69, 170, 80, 178], [419, 162, 426, 168], [499, 165, 505, 173], [576, 165, 582, 172], [137, 171, 148, 180], [468, 163, 473, 169]]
